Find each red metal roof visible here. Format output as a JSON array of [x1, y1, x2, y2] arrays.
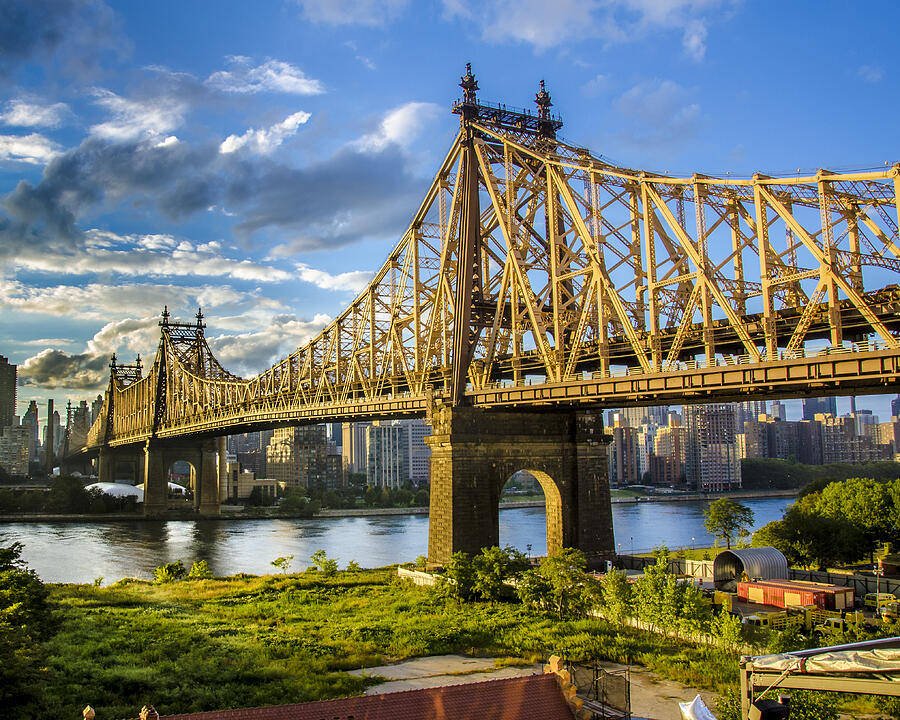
[[137, 673, 575, 720]]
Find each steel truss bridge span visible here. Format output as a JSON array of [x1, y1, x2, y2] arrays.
[[71, 84, 900, 456]]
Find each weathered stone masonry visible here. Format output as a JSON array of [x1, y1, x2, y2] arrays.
[[425, 400, 614, 568]]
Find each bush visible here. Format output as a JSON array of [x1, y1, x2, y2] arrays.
[[153, 560, 187, 583], [309, 550, 338, 576], [187, 560, 212, 580]]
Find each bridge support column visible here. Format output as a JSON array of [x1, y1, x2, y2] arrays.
[[98, 447, 142, 485], [425, 401, 614, 569], [197, 439, 220, 516], [143, 441, 167, 516]]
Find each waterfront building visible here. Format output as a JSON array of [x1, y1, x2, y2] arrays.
[[608, 414, 639, 486], [366, 421, 409, 488], [266, 424, 342, 490], [683, 403, 741, 491], [0, 356, 15, 429], [651, 415, 687, 486], [0, 424, 31, 476]]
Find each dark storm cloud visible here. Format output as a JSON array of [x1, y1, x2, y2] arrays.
[[0, 0, 123, 82], [19, 348, 108, 389], [1, 130, 428, 261]]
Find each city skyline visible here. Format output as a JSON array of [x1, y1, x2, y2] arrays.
[[2, 1, 899, 419]]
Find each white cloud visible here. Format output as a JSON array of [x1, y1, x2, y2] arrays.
[[858, 64, 884, 83], [208, 313, 331, 376], [614, 79, 701, 149], [156, 135, 179, 148], [220, 111, 312, 155], [0, 132, 60, 164], [682, 19, 707, 62], [297, 0, 410, 26], [296, 264, 374, 292], [582, 73, 610, 97], [441, 0, 726, 56], [353, 102, 442, 152], [0, 99, 69, 127], [206, 58, 324, 95], [6, 229, 296, 283], [0, 279, 279, 323], [90, 88, 187, 140]]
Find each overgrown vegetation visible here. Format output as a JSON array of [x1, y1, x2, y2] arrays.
[[0, 543, 51, 714]]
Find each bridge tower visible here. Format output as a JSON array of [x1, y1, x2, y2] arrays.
[[426, 68, 615, 568]]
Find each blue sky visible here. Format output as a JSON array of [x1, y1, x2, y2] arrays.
[[1, 0, 899, 422]]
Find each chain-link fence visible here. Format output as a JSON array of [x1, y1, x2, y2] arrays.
[[566, 660, 631, 719]]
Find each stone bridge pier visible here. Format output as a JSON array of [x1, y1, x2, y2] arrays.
[[142, 439, 221, 516], [97, 446, 144, 485], [425, 401, 615, 569]]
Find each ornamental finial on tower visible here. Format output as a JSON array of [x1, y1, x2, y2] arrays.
[[196, 307, 204, 328], [109, 353, 117, 369], [460, 62, 478, 105], [535, 79, 552, 119], [160, 305, 170, 327]]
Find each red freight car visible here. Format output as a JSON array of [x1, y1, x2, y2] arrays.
[[737, 579, 854, 611]]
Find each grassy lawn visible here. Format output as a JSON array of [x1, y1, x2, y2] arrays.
[[41, 568, 740, 719]]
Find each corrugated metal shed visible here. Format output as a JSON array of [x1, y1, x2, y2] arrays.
[[714, 547, 789, 591]]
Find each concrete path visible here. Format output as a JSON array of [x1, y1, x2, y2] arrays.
[[349, 654, 719, 719]]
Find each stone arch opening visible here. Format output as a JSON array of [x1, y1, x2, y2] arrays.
[[497, 469, 563, 559], [164, 459, 194, 508]]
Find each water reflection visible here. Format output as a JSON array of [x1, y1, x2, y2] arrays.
[[0, 497, 791, 584]]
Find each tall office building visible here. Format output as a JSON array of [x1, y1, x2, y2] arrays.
[[0, 356, 15, 429], [342, 422, 371, 474], [616, 405, 669, 428], [802, 396, 837, 421], [892, 395, 900, 420], [22, 400, 40, 461]]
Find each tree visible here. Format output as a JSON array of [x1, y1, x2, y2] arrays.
[[472, 546, 529, 603], [704, 498, 754, 549], [599, 568, 632, 623], [517, 548, 598, 618], [187, 560, 212, 579], [752, 506, 865, 570], [436, 551, 476, 603], [815, 477, 892, 560]]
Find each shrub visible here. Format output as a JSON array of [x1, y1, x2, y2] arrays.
[[153, 560, 187, 583], [187, 560, 212, 580]]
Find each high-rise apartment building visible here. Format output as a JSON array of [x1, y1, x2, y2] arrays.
[[366, 421, 409, 488], [608, 415, 639, 486], [651, 416, 687, 486], [0, 425, 31, 476], [0, 356, 15, 429], [266, 424, 343, 490], [684, 403, 741, 491]]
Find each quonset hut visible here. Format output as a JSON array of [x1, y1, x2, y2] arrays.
[[713, 547, 789, 591]]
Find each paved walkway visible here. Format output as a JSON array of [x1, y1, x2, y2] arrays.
[[349, 654, 719, 719]]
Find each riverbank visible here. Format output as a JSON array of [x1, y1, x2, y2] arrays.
[[0, 490, 794, 523]]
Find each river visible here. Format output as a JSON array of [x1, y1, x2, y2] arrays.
[[0, 496, 793, 583]]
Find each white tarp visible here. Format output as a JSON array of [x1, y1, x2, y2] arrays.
[[679, 694, 717, 720], [86, 482, 144, 500], [751, 648, 900, 675]]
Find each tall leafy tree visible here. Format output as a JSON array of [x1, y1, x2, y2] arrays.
[[703, 498, 754, 549]]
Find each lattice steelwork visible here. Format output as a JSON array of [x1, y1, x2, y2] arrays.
[[74, 68, 900, 453]]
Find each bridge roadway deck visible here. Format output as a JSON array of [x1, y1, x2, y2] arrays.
[[90, 345, 900, 451]]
